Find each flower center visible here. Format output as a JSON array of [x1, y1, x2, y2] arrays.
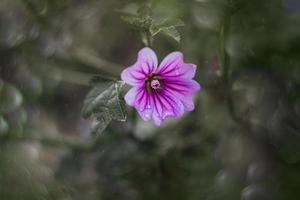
[[145, 73, 163, 92], [150, 80, 161, 89]]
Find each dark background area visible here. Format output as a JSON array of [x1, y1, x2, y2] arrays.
[[0, 0, 300, 199]]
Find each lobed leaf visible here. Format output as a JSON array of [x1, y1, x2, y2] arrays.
[[90, 111, 112, 136], [161, 26, 181, 43], [150, 18, 184, 43], [137, 4, 152, 19], [114, 3, 139, 16], [81, 80, 127, 135], [121, 15, 152, 31], [150, 18, 184, 35]]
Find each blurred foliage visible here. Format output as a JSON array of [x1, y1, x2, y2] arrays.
[[0, 0, 300, 200]]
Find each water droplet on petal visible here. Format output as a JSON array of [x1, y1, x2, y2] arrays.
[[140, 104, 152, 119], [144, 109, 151, 119], [162, 112, 169, 119]]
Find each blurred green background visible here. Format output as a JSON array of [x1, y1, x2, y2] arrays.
[[0, 0, 300, 199]]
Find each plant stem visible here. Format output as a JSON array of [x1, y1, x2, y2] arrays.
[[219, 15, 231, 83], [218, 14, 240, 122], [146, 31, 153, 47]]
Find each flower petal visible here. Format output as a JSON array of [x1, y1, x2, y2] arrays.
[[180, 96, 195, 111], [121, 47, 158, 86], [152, 111, 163, 126], [121, 66, 146, 86], [164, 78, 201, 95], [134, 89, 153, 121], [137, 47, 158, 74], [178, 63, 197, 79], [161, 89, 185, 118], [124, 86, 140, 106], [164, 88, 196, 111], [157, 52, 197, 79], [155, 91, 184, 121], [151, 93, 164, 126], [157, 52, 183, 74]]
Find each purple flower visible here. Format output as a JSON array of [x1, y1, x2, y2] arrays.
[[121, 47, 200, 126]]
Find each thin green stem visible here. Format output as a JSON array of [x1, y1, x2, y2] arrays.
[[218, 14, 241, 122], [143, 31, 153, 47], [219, 15, 231, 83]]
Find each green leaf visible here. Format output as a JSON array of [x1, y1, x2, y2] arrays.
[[120, 3, 153, 32], [81, 80, 127, 135], [119, 3, 184, 44], [114, 3, 139, 16], [150, 18, 184, 43], [150, 19, 182, 36], [137, 4, 152, 19], [107, 82, 127, 121], [90, 111, 112, 135], [156, 18, 184, 30], [121, 15, 152, 31], [161, 26, 181, 43]]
